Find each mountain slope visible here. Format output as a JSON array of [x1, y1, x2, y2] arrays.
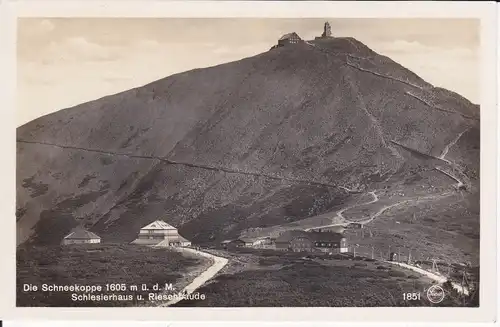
[[16, 37, 479, 262]]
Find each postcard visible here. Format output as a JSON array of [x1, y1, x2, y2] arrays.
[[1, 0, 497, 323]]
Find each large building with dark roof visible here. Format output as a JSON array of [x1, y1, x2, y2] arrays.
[[275, 230, 348, 253]]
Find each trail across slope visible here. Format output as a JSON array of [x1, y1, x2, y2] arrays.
[[17, 140, 340, 189], [434, 167, 465, 189]]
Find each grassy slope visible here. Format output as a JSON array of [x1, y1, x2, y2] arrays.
[[172, 248, 465, 307], [16, 244, 211, 307], [346, 192, 480, 265]]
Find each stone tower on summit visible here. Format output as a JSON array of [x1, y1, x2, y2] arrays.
[[321, 21, 332, 38]]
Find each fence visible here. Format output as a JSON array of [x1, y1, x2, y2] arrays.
[[348, 244, 474, 284]]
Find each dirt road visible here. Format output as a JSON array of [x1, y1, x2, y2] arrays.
[[156, 247, 228, 307]]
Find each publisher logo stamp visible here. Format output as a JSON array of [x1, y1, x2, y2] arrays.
[[426, 285, 445, 304]]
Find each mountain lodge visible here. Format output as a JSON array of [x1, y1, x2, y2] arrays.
[[275, 230, 348, 253], [277, 32, 302, 47], [62, 227, 101, 245], [221, 237, 273, 249], [308, 226, 346, 234], [132, 220, 191, 246]]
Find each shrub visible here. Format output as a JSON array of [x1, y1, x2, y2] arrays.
[[388, 270, 407, 278], [353, 262, 368, 267]]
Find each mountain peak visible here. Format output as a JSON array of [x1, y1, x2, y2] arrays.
[[17, 31, 479, 266], [271, 21, 373, 57]]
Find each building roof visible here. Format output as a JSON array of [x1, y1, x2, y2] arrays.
[[64, 228, 100, 240], [236, 236, 271, 243], [311, 231, 345, 243], [279, 32, 300, 41], [315, 226, 346, 233], [140, 220, 177, 230], [276, 230, 344, 243], [238, 238, 256, 243], [276, 230, 308, 243]]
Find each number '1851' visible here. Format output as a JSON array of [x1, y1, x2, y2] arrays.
[[403, 292, 421, 301]]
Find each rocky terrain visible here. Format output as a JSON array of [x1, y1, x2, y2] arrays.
[[16, 36, 479, 263]]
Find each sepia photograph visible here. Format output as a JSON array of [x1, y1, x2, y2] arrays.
[[4, 0, 497, 322]]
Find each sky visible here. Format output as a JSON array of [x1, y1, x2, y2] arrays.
[[17, 18, 479, 126]]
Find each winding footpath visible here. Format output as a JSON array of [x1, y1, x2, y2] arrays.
[[439, 128, 470, 162], [154, 246, 228, 307], [303, 191, 446, 230], [390, 129, 470, 190], [435, 128, 471, 190], [353, 192, 453, 226], [304, 191, 378, 231]]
